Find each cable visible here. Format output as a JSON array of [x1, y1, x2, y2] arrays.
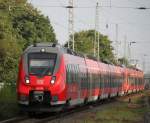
[[32, 4, 150, 9], [75, 5, 150, 9], [127, 0, 145, 7], [133, 41, 150, 44], [57, 0, 64, 7], [51, 20, 79, 32], [33, 5, 65, 8], [53, 21, 67, 30], [88, 0, 96, 5]]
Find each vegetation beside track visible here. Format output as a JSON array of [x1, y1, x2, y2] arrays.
[[0, 85, 19, 121], [0, 85, 19, 120], [0, 0, 56, 120], [86, 91, 150, 123], [0, 90, 149, 122], [74, 91, 150, 123]]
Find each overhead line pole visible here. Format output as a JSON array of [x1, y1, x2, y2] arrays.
[[124, 35, 127, 65], [115, 24, 119, 57], [94, 2, 99, 60], [143, 54, 147, 73], [67, 0, 74, 51], [97, 2, 100, 61]]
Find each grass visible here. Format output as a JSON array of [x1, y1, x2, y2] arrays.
[[95, 104, 147, 123], [80, 91, 150, 123], [0, 84, 19, 121], [0, 86, 149, 122]]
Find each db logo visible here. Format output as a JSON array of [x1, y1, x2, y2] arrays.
[[37, 79, 44, 84]]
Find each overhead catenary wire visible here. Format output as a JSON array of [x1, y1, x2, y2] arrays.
[[57, 0, 65, 7], [32, 4, 150, 9], [52, 21, 68, 30]]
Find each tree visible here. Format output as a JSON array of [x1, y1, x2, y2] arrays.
[[65, 30, 116, 63], [0, 21, 22, 83], [10, 1, 56, 49], [118, 57, 130, 66], [0, 0, 56, 84]]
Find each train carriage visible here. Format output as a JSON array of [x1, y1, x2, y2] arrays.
[[17, 43, 144, 113], [64, 53, 86, 105]]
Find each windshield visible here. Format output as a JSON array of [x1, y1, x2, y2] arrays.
[[28, 53, 57, 76]]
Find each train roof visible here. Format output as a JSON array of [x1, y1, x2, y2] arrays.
[[25, 43, 143, 72]]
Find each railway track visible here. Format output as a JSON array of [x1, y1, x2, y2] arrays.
[[33, 100, 114, 123], [0, 99, 114, 123], [0, 92, 143, 123], [0, 116, 28, 123]]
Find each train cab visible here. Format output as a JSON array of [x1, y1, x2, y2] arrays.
[[17, 43, 67, 111]]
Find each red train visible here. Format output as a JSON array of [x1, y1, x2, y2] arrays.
[[17, 43, 144, 113]]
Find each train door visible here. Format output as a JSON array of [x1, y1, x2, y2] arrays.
[[88, 70, 93, 101], [98, 64, 103, 97], [108, 66, 111, 96], [108, 66, 111, 95], [100, 72, 104, 98], [108, 65, 112, 96], [66, 64, 72, 99], [99, 64, 105, 99], [84, 58, 90, 101], [75, 64, 81, 103]]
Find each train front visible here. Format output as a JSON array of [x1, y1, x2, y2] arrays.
[[17, 44, 66, 112]]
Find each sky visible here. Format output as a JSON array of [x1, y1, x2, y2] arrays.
[[30, 0, 150, 73]]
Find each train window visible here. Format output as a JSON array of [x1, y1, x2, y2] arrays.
[[102, 75, 104, 88], [112, 75, 116, 87], [75, 65, 78, 82], [76, 65, 80, 83], [97, 73, 100, 88], [135, 78, 137, 86], [81, 71, 87, 89], [94, 74, 96, 88], [139, 78, 141, 85], [72, 65, 75, 82], [110, 75, 113, 88], [112, 76, 114, 88], [66, 65, 69, 83], [67, 64, 74, 84], [28, 53, 57, 76], [105, 75, 108, 88], [113, 75, 115, 88], [75, 65, 77, 82], [106, 75, 108, 88], [100, 74, 102, 88], [96, 73, 98, 88], [104, 75, 106, 88], [103, 75, 106, 88], [71, 65, 74, 83]]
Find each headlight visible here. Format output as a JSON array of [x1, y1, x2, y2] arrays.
[[50, 76, 56, 84], [25, 77, 30, 84], [41, 48, 46, 52]]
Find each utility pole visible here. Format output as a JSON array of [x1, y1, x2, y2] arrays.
[[67, 0, 74, 50], [127, 41, 130, 62], [94, 2, 99, 60], [115, 24, 119, 57], [124, 35, 127, 65], [143, 54, 147, 73], [129, 41, 136, 63]]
